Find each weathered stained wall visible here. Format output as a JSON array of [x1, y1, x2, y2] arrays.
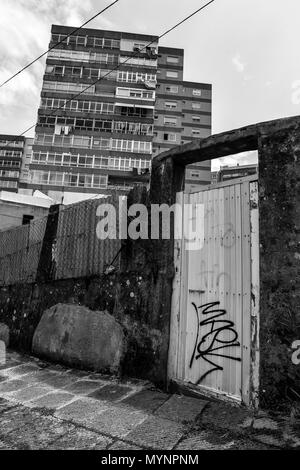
[[258, 127, 300, 408], [0, 268, 168, 384], [0, 185, 175, 385]]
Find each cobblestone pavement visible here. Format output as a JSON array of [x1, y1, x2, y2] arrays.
[[0, 350, 299, 450]]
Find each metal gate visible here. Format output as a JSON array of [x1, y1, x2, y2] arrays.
[[168, 176, 260, 406]]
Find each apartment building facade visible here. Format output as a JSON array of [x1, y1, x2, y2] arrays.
[[0, 134, 27, 192], [212, 163, 258, 184], [26, 25, 212, 203]]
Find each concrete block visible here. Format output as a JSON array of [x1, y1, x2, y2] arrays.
[[32, 303, 126, 374]]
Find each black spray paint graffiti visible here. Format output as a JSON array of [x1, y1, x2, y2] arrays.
[[190, 301, 241, 385]]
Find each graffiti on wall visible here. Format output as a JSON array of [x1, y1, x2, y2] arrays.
[[189, 301, 241, 385], [197, 260, 231, 291]]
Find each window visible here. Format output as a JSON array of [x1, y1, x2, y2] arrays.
[[22, 215, 34, 225], [166, 85, 178, 94], [133, 42, 146, 51], [163, 133, 177, 142], [116, 87, 155, 100], [77, 36, 86, 46], [192, 129, 201, 136], [42, 81, 95, 95], [117, 71, 156, 83], [164, 116, 177, 126], [120, 56, 157, 67], [166, 71, 179, 79], [192, 116, 201, 122], [0, 180, 18, 189], [193, 89, 202, 96], [165, 101, 177, 110], [192, 102, 201, 110], [30, 170, 108, 189], [167, 56, 179, 64]]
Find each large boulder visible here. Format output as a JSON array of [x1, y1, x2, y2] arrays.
[[32, 304, 126, 373]]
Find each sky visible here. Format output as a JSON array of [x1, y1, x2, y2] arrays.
[[0, 0, 299, 170]]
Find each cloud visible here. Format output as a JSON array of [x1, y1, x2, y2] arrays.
[[0, 0, 94, 133], [212, 151, 258, 171], [232, 53, 246, 73]]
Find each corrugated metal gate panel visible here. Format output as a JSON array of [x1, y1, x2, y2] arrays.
[[54, 196, 121, 280], [169, 177, 259, 405]]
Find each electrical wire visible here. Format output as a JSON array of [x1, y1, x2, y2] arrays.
[[5, 0, 216, 139], [0, 0, 120, 89]]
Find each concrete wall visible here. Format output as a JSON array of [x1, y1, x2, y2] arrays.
[[0, 201, 49, 231], [258, 127, 300, 408]]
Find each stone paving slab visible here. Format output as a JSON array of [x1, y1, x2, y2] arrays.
[[47, 427, 112, 450], [34, 371, 78, 389], [252, 434, 286, 448], [88, 384, 135, 402], [125, 416, 185, 450], [155, 394, 208, 424], [29, 391, 76, 410], [84, 405, 148, 438], [4, 415, 76, 450], [66, 369, 94, 379], [0, 439, 14, 450], [108, 440, 143, 450], [1, 363, 40, 377], [0, 379, 29, 394], [201, 401, 251, 431], [8, 384, 53, 403], [252, 417, 279, 430], [62, 379, 105, 396], [176, 432, 234, 450], [0, 397, 15, 412], [121, 389, 170, 413], [0, 406, 40, 434], [55, 397, 108, 423], [13, 369, 50, 384]]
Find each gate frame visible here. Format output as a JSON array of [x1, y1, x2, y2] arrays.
[[168, 175, 260, 408]]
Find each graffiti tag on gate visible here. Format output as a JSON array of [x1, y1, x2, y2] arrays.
[[189, 301, 241, 384]]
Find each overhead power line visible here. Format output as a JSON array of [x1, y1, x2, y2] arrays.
[[0, 0, 120, 89], [15, 0, 216, 139]]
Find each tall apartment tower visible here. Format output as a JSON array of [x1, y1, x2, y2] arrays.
[[26, 25, 212, 203], [0, 134, 34, 193]]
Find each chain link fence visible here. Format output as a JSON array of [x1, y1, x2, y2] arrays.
[[0, 195, 121, 286], [0, 216, 47, 285]]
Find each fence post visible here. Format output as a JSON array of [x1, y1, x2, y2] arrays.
[[36, 204, 60, 283]]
